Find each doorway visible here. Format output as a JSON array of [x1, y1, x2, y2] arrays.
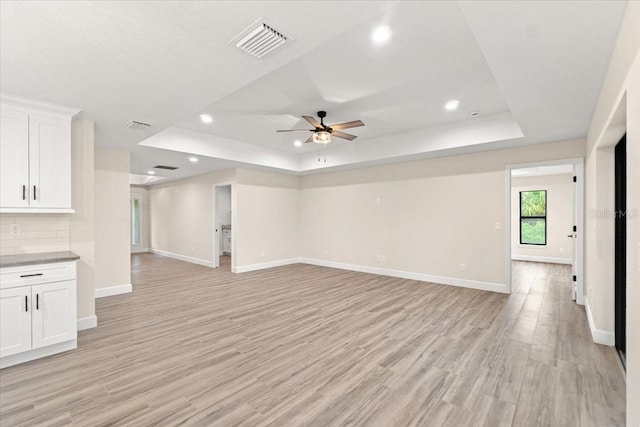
[[213, 183, 232, 269], [506, 158, 584, 302], [614, 135, 626, 368]]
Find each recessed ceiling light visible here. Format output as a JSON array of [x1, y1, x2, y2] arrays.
[[199, 114, 213, 124], [371, 25, 391, 44], [147, 170, 156, 175], [445, 100, 460, 111], [294, 140, 303, 147], [188, 156, 199, 163]]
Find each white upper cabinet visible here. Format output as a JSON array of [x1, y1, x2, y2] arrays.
[[0, 107, 29, 208], [0, 96, 80, 213]]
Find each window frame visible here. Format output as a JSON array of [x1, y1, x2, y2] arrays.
[[519, 190, 547, 246]]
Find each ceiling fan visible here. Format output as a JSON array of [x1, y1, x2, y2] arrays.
[[276, 111, 364, 144]]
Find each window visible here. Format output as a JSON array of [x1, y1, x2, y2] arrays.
[[131, 198, 140, 246], [520, 190, 546, 245]]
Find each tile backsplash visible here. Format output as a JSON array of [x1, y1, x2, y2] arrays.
[[0, 214, 70, 256]]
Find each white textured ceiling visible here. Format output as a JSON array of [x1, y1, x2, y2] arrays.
[[0, 1, 627, 183]]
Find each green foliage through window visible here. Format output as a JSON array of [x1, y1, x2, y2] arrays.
[[520, 190, 546, 245]]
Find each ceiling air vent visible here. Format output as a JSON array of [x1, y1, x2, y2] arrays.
[[232, 19, 291, 58], [153, 165, 178, 170], [124, 120, 151, 130]]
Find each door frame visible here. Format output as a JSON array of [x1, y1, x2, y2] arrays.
[[212, 182, 233, 269], [505, 157, 585, 304], [614, 135, 626, 366]]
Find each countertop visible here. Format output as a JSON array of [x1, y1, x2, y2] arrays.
[[0, 251, 80, 268]]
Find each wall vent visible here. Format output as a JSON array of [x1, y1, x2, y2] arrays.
[[153, 165, 178, 170], [124, 120, 151, 130], [232, 19, 291, 58]]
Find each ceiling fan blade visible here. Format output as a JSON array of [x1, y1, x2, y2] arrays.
[[332, 130, 358, 141], [276, 129, 313, 132], [305, 135, 314, 143], [302, 115, 322, 128], [329, 120, 364, 131]]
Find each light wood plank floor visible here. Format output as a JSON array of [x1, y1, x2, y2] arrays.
[[0, 255, 626, 426]]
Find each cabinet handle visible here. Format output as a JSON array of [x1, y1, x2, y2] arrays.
[[20, 273, 43, 278], [36, 294, 39, 310], [22, 185, 26, 200], [25, 295, 28, 312], [33, 185, 37, 200]]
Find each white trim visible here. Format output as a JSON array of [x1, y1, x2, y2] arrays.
[[233, 258, 300, 273], [77, 315, 97, 331], [505, 167, 512, 294], [0, 340, 77, 369], [150, 249, 214, 268], [131, 247, 149, 254], [95, 284, 132, 298], [299, 258, 509, 294], [0, 208, 75, 214], [585, 297, 615, 346], [1, 93, 81, 117], [511, 255, 573, 265]]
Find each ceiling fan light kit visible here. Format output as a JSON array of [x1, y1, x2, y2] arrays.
[[312, 131, 332, 144], [276, 110, 364, 145]]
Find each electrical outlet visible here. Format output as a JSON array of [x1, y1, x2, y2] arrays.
[[377, 255, 385, 263], [559, 247, 564, 254], [459, 263, 466, 272], [376, 197, 381, 205], [494, 222, 501, 231], [260, 251, 265, 257], [10, 224, 21, 236], [324, 249, 329, 255]]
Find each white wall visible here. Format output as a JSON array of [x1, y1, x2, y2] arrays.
[[94, 147, 131, 291], [234, 169, 299, 269], [217, 185, 231, 254], [625, 54, 640, 427], [299, 139, 584, 289], [584, 2, 640, 423], [70, 119, 95, 322], [511, 174, 573, 264], [149, 169, 236, 267]]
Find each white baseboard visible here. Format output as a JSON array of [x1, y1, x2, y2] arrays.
[[95, 284, 132, 298], [585, 297, 615, 346], [232, 257, 508, 293], [1, 339, 77, 369], [299, 258, 509, 294], [233, 258, 300, 273], [77, 315, 97, 331], [511, 255, 572, 265], [131, 247, 149, 254], [150, 249, 214, 268]]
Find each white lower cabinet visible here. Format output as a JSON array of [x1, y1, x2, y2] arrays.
[[223, 229, 232, 254], [0, 287, 32, 357], [0, 262, 77, 368]]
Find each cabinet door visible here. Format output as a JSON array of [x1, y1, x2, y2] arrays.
[[0, 106, 30, 208], [31, 281, 76, 349], [0, 287, 32, 358], [28, 114, 72, 208]]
